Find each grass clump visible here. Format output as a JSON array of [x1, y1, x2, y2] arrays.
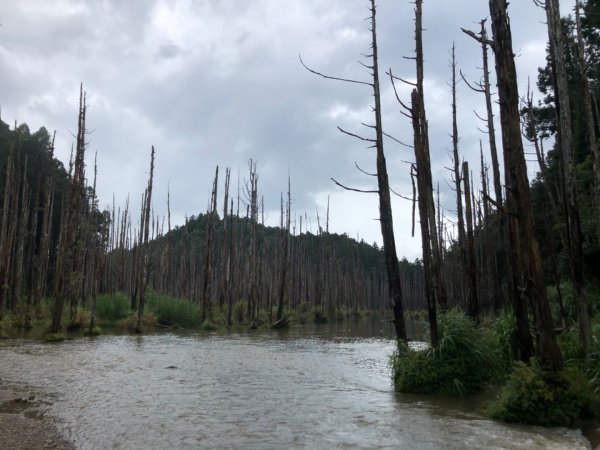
[[66, 308, 90, 331], [146, 292, 200, 328], [121, 312, 157, 333], [487, 360, 598, 426], [96, 293, 131, 322], [83, 326, 102, 337], [393, 309, 505, 395], [44, 332, 65, 342]]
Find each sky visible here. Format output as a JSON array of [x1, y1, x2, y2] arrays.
[[0, 0, 574, 260]]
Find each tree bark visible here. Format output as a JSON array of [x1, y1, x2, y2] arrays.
[[489, 0, 562, 371]]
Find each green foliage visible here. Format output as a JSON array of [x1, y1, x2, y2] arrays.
[[487, 361, 598, 426], [67, 308, 90, 331], [145, 292, 200, 328], [44, 333, 65, 342], [392, 309, 510, 395], [83, 326, 102, 337], [0, 316, 14, 338], [232, 301, 246, 324], [557, 328, 585, 362], [96, 293, 131, 322], [200, 319, 218, 331]]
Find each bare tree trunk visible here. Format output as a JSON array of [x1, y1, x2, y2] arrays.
[[51, 87, 87, 334], [489, 0, 562, 371], [462, 161, 479, 322], [450, 44, 468, 309], [201, 166, 219, 323], [276, 177, 291, 322], [135, 146, 155, 332]]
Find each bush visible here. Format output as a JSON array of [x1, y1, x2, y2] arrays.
[[66, 308, 90, 331], [44, 333, 65, 342], [232, 301, 246, 324], [96, 293, 131, 322], [146, 292, 200, 328], [393, 309, 503, 395], [487, 360, 598, 426], [83, 326, 102, 337], [121, 312, 157, 333]]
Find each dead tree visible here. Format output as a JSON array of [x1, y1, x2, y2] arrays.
[[489, 0, 563, 371], [275, 176, 291, 323], [135, 146, 155, 332], [51, 86, 87, 334], [462, 161, 479, 322], [449, 44, 468, 310], [301, 0, 407, 342], [201, 166, 219, 323]]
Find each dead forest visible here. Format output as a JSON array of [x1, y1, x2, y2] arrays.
[[0, 0, 599, 370]]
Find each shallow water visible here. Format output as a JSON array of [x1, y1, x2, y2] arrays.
[[0, 321, 592, 449]]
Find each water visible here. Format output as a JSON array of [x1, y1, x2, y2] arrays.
[[0, 322, 592, 449]]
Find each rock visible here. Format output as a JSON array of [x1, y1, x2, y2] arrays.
[[165, 365, 177, 369], [28, 394, 35, 401]]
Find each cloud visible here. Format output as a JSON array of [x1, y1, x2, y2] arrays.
[[0, 0, 556, 260]]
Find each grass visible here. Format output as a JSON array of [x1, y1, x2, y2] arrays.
[[486, 360, 599, 426], [392, 309, 513, 395], [96, 293, 131, 322], [146, 291, 201, 328]]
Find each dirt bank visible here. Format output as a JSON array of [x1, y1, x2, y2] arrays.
[[0, 382, 73, 449]]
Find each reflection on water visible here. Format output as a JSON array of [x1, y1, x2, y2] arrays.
[[0, 319, 591, 449]]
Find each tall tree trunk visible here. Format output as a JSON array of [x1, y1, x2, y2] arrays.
[[462, 161, 479, 322], [544, 0, 591, 355], [450, 44, 468, 310], [51, 86, 87, 334], [489, 0, 562, 371]]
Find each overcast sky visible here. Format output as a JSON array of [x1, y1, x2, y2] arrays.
[[0, 0, 574, 260]]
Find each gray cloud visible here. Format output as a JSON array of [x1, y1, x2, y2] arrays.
[[0, 0, 569, 259]]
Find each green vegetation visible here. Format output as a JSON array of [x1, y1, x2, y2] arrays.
[[96, 293, 131, 322], [392, 309, 511, 395], [145, 292, 201, 328], [44, 333, 65, 342], [487, 361, 599, 426], [83, 326, 102, 337]]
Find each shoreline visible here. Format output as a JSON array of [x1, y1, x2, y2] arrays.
[[0, 381, 73, 449]]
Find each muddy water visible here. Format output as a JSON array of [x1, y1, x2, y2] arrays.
[[0, 321, 592, 449]]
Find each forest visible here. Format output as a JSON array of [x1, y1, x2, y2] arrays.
[[1, 0, 600, 443]]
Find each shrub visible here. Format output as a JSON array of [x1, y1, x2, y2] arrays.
[[200, 319, 218, 331], [146, 292, 200, 328], [44, 333, 65, 342], [83, 326, 102, 337], [487, 360, 597, 426], [314, 309, 328, 324], [96, 293, 131, 322], [392, 309, 500, 395], [66, 308, 90, 331], [121, 312, 157, 333], [232, 301, 246, 324]]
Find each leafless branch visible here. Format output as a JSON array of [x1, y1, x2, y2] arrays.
[[355, 161, 377, 176], [337, 126, 376, 143], [331, 178, 378, 193], [299, 55, 373, 87]]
